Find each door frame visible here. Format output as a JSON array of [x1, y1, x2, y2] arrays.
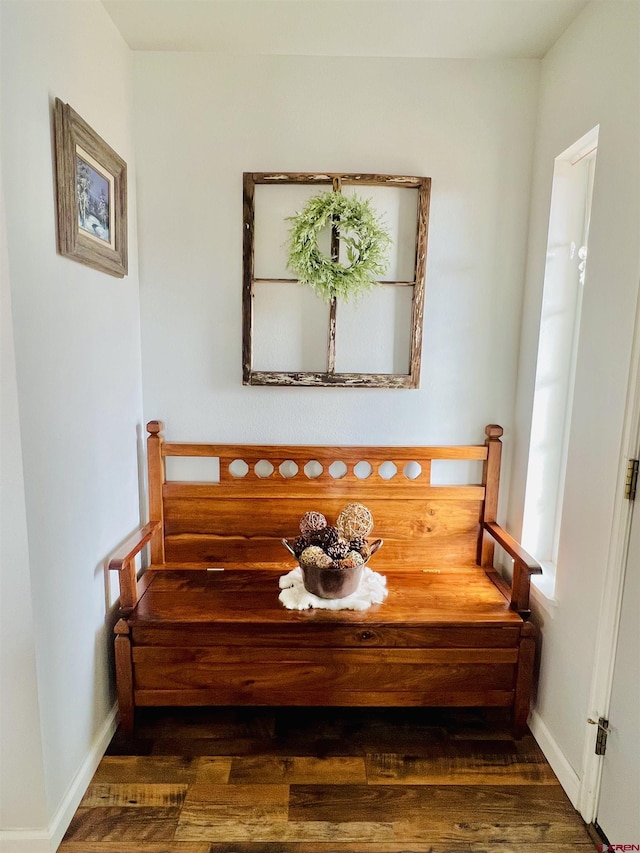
[[577, 275, 640, 822]]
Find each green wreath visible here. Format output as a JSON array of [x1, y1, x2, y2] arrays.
[[286, 191, 392, 303]]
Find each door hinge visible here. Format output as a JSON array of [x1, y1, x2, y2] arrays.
[[588, 717, 610, 755], [625, 459, 639, 500]]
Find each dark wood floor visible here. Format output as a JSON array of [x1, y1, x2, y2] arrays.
[[59, 706, 596, 853]]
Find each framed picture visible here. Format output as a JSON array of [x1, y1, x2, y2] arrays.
[[53, 99, 127, 277]]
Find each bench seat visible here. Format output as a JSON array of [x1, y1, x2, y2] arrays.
[[117, 566, 534, 734], [130, 566, 523, 628]]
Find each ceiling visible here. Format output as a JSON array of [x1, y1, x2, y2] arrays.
[[102, 0, 589, 58]]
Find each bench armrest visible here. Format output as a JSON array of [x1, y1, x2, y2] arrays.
[[483, 522, 542, 617], [109, 521, 161, 612]]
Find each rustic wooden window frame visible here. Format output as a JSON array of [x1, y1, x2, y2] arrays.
[[242, 172, 431, 388]]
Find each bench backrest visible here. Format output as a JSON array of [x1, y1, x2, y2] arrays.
[[146, 422, 503, 572]]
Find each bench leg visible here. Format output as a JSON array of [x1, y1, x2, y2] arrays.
[[513, 621, 537, 739], [114, 619, 134, 736]]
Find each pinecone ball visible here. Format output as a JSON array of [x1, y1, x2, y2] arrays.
[[318, 525, 340, 549], [327, 538, 350, 561], [291, 535, 309, 557], [350, 536, 371, 560], [299, 510, 327, 537], [337, 503, 374, 540], [299, 545, 333, 569]]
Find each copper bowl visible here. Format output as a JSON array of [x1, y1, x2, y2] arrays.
[[281, 538, 382, 599]]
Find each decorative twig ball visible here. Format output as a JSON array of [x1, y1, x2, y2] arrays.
[[300, 510, 327, 537], [337, 550, 365, 570], [299, 545, 333, 569], [337, 503, 373, 540]]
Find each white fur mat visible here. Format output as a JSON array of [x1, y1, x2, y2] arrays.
[[278, 566, 388, 611]]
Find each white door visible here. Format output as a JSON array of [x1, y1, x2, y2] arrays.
[[595, 489, 640, 843]]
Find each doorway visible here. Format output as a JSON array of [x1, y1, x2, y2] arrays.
[[593, 438, 640, 843]]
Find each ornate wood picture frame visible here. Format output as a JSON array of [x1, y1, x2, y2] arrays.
[[242, 172, 431, 388], [53, 99, 128, 277]]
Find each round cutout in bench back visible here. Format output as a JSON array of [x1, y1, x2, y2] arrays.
[[254, 459, 275, 478], [304, 460, 323, 479], [279, 460, 299, 478], [229, 459, 249, 478]]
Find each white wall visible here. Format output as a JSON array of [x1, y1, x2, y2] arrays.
[[510, 0, 640, 788], [134, 54, 539, 453], [0, 1, 144, 847], [0, 145, 49, 840]]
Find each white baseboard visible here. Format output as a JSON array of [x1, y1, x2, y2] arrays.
[[0, 703, 118, 853], [0, 830, 51, 853], [529, 708, 581, 808], [49, 702, 119, 851]]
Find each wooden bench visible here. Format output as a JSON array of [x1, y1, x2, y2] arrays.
[[110, 422, 542, 738]]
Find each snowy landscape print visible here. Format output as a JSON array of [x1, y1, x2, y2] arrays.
[[76, 154, 111, 243]]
